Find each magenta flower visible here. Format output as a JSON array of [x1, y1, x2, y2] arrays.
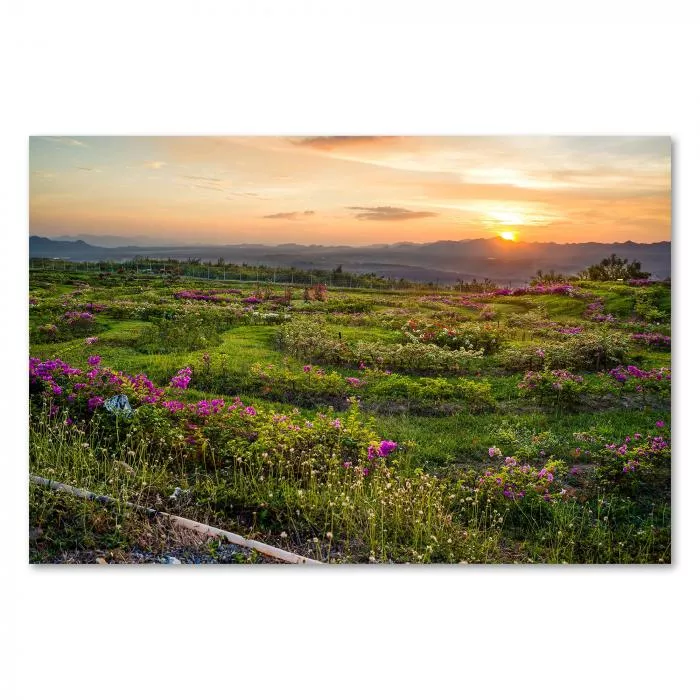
[[656, 420, 665, 428], [170, 367, 192, 390], [87, 355, 101, 366], [87, 396, 104, 411], [378, 440, 398, 457], [244, 406, 257, 416]]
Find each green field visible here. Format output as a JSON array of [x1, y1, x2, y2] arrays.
[[29, 270, 671, 563]]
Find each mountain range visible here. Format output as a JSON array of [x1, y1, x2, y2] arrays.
[[29, 236, 671, 285]]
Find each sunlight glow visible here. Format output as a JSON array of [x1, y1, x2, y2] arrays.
[[499, 231, 517, 241]]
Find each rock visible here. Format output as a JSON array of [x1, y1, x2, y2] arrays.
[[164, 556, 181, 565], [95, 557, 108, 564]]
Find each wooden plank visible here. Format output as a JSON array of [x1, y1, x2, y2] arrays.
[[30, 475, 323, 565]]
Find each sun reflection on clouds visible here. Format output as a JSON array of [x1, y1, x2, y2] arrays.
[[29, 135, 671, 245]]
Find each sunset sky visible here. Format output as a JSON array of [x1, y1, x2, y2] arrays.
[[29, 136, 671, 245]]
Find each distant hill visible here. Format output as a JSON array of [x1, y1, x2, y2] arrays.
[[29, 235, 671, 285]]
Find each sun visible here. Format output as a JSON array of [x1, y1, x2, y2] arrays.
[[499, 231, 517, 241]]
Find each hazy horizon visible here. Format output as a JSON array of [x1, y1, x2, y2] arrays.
[[30, 136, 672, 246], [34, 232, 672, 249]]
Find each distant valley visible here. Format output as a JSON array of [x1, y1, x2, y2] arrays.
[[29, 235, 671, 285]]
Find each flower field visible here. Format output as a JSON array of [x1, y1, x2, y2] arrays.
[[28, 270, 671, 563]]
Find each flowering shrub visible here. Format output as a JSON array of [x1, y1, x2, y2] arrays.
[[170, 367, 193, 390], [486, 284, 585, 298], [174, 288, 242, 303], [303, 284, 328, 302], [475, 451, 565, 511], [627, 279, 656, 287], [276, 317, 483, 373], [63, 311, 96, 326], [401, 318, 502, 354], [499, 332, 629, 372], [29, 357, 400, 479], [518, 369, 584, 408], [631, 332, 671, 349], [596, 430, 671, 494], [248, 362, 495, 413], [30, 357, 165, 415], [583, 300, 616, 323], [607, 365, 671, 396]]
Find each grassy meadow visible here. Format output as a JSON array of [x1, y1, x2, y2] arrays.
[[28, 268, 671, 563]]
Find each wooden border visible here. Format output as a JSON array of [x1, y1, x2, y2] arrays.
[[30, 475, 323, 565]]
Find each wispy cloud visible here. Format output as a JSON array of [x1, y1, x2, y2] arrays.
[[263, 210, 315, 220], [293, 136, 398, 151], [348, 206, 437, 221], [41, 136, 88, 147], [182, 175, 222, 183], [76, 167, 102, 173], [143, 161, 166, 169]]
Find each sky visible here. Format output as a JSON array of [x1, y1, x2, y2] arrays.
[[29, 136, 671, 246]]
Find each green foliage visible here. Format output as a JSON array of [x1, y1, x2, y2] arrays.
[[276, 316, 484, 373], [28, 270, 672, 564], [248, 362, 495, 414], [499, 331, 629, 372], [634, 287, 671, 322], [135, 314, 224, 353], [579, 254, 651, 281]]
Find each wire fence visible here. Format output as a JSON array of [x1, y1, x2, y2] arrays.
[[28, 258, 489, 292]]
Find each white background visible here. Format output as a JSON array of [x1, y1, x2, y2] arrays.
[[1, 2, 698, 698]]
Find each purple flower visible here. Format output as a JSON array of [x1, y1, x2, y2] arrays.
[[378, 440, 398, 457], [656, 420, 665, 428], [170, 367, 192, 390], [87, 355, 101, 366], [87, 396, 104, 411], [244, 406, 257, 416]]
